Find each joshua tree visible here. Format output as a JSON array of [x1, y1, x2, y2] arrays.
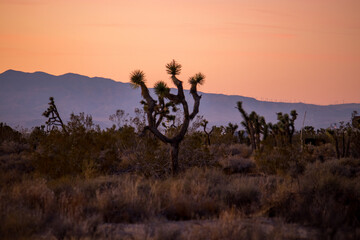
[[201, 119, 214, 145], [225, 122, 238, 136], [237, 101, 255, 150], [236, 101, 267, 151], [326, 122, 352, 159], [130, 60, 204, 174], [270, 110, 298, 145], [43, 97, 67, 133]]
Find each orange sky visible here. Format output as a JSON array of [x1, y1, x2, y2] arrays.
[[1, 0, 359, 105]]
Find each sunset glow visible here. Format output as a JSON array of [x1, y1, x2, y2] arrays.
[[1, 0, 359, 105]]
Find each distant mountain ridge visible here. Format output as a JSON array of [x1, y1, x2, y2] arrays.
[[0, 69, 359, 130]]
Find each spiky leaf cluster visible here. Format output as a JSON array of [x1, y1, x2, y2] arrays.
[[130, 70, 145, 88], [43, 97, 56, 118], [189, 73, 205, 85], [154, 81, 170, 97], [166, 60, 182, 76]]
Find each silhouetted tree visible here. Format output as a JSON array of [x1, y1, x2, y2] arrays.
[[201, 119, 214, 145], [326, 122, 352, 159], [43, 97, 67, 133], [236, 101, 267, 151], [225, 122, 238, 136], [130, 60, 204, 174], [269, 110, 297, 146]]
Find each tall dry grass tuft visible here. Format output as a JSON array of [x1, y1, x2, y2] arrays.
[[0, 178, 54, 239]]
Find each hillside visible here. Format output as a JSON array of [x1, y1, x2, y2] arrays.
[[0, 69, 359, 129]]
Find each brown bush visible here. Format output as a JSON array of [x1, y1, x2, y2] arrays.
[[267, 159, 360, 229], [225, 144, 253, 158], [219, 156, 256, 174]]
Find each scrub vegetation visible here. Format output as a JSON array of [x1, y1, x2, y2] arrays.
[[1, 62, 359, 239]]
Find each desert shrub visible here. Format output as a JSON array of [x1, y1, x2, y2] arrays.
[[0, 140, 29, 154], [329, 158, 360, 178], [27, 126, 46, 151], [268, 159, 360, 229], [0, 151, 33, 178], [32, 129, 90, 178], [208, 144, 228, 161], [0, 165, 323, 239], [156, 169, 221, 220], [0, 207, 45, 239], [118, 135, 170, 177], [255, 146, 305, 176], [219, 156, 256, 174], [309, 143, 336, 162], [31, 119, 146, 178], [208, 143, 252, 168], [0, 123, 23, 144], [186, 214, 327, 240], [0, 124, 29, 157], [179, 132, 214, 169], [94, 175, 156, 223], [156, 168, 263, 220], [207, 126, 238, 146], [225, 144, 252, 158], [0, 178, 56, 238], [11, 179, 55, 214], [223, 178, 261, 214]]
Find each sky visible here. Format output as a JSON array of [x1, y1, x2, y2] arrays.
[[0, 0, 359, 105]]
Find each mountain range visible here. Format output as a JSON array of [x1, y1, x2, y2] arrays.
[[0, 69, 359, 130]]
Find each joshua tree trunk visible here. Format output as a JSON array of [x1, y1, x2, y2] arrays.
[[345, 131, 351, 157], [170, 142, 180, 174], [342, 131, 346, 158], [250, 128, 256, 150], [335, 136, 340, 159], [255, 132, 261, 150]]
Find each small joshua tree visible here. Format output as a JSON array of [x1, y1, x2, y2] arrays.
[[130, 60, 204, 174], [201, 119, 214, 145], [326, 122, 352, 159], [43, 97, 67, 133], [236, 101, 267, 151], [269, 110, 298, 146]]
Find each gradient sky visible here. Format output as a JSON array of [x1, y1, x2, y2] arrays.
[[1, 0, 359, 105]]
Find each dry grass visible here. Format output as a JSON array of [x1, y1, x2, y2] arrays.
[[1, 161, 359, 239], [0, 167, 272, 239], [267, 159, 360, 230], [1, 138, 359, 239]]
